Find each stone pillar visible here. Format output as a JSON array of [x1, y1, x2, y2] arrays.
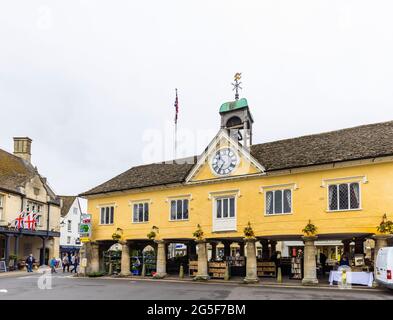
[[14, 236, 19, 268], [373, 234, 393, 285], [40, 237, 46, 266], [302, 236, 318, 286], [210, 243, 217, 261], [165, 242, 170, 259], [261, 239, 269, 260], [244, 238, 258, 283], [154, 240, 167, 279], [86, 241, 100, 274], [194, 240, 209, 281], [79, 244, 87, 275], [354, 238, 364, 255], [4, 235, 10, 266], [120, 241, 131, 276]]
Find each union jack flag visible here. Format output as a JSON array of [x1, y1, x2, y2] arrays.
[[13, 211, 27, 229], [174, 88, 179, 124]]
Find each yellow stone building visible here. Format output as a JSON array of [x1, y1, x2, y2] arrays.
[[81, 97, 393, 284]]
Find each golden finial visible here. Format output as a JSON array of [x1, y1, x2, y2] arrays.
[[232, 73, 242, 100]]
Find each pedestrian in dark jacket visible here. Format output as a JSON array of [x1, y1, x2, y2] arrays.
[[62, 254, 70, 272], [70, 254, 79, 274], [25, 254, 35, 273]]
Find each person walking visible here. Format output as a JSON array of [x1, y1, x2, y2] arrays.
[[62, 253, 70, 273], [70, 254, 79, 274], [50, 257, 57, 273], [25, 254, 35, 273]]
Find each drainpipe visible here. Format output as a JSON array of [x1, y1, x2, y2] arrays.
[[47, 202, 50, 237]]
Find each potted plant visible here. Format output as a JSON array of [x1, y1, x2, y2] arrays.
[[243, 222, 255, 239], [147, 226, 159, 240], [302, 220, 317, 237], [112, 227, 123, 242], [112, 232, 121, 242], [193, 224, 204, 241], [377, 214, 393, 234]]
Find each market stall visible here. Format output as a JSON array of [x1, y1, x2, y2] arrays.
[[329, 270, 374, 287]]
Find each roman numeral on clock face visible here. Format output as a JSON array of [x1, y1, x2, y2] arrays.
[[211, 148, 238, 176]]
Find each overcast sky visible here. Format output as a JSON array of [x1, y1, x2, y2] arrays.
[[1, 1, 393, 201]]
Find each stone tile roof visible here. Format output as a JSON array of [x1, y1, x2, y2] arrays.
[[250, 120, 393, 171], [0, 148, 36, 194], [0, 148, 61, 205], [80, 120, 393, 196], [59, 196, 77, 217]]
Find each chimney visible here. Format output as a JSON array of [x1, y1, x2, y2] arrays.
[[13, 137, 32, 162]]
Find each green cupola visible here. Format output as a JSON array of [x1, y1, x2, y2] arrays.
[[219, 97, 254, 148], [219, 98, 249, 114]]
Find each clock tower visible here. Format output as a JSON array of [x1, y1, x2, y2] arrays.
[[219, 73, 254, 149]]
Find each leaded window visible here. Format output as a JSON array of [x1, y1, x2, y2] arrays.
[[265, 189, 292, 215], [328, 182, 360, 211]]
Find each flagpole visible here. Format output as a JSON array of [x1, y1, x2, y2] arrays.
[[174, 88, 178, 160]]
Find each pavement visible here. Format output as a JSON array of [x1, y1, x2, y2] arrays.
[[0, 271, 392, 300]]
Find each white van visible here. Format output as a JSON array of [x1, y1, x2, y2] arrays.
[[376, 247, 393, 290]]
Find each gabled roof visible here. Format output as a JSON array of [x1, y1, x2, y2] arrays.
[[59, 196, 77, 217], [0, 148, 36, 194], [80, 120, 393, 197], [0, 147, 60, 204]]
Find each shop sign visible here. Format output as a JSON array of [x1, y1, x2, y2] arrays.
[[79, 214, 92, 239], [80, 237, 90, 243], [81, 214, 92, 224]]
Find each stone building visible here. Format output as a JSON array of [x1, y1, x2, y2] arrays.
[[80, 96, 393, 284], [0, 137, 61, 269]]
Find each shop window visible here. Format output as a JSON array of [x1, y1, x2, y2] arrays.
[[133, 202, 149, 223], [265, 189, 292, 215], [170, 199, 189, 221], [100, 206, 114, 225], [328, 182, 360, 211]]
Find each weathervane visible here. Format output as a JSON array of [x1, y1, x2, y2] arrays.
[[231, 72, 242, 100]]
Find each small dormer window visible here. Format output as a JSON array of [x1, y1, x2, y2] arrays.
[[34, 187, 40, 196]]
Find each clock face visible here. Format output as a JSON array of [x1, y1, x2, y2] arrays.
[[211, 148, 238, 176]]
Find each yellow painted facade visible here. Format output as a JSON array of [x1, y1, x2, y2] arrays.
[[87, 131, 393, 242]]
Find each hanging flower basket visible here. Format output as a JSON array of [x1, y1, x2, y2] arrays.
[[147, 231, 156, 240], [302, 220, 317, 236], [147, 226, 159, 240], [243, 222, 255, 239], [193, 224, 204, 241], [377, 214, 393, 234], [112, 233, 121, 241]]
